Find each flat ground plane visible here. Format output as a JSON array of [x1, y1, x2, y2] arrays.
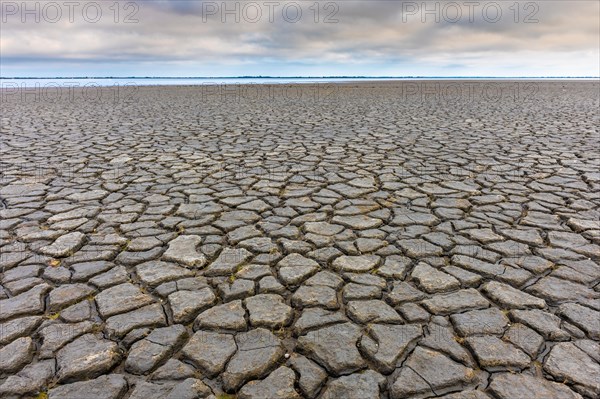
[[0, 81, 599, 398]]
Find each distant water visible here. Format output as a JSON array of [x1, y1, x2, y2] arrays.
[[1, 77, 597, 88]]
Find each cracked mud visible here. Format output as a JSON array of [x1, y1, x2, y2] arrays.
[[0, 81, 599, 398]]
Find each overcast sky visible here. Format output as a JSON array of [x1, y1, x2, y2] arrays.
[[1, 0, 598, 77]]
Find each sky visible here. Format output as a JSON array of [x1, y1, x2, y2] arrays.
[[1, 0, 599, 77]]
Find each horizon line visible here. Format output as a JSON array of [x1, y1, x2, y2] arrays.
[[1, 76, 599, 79]]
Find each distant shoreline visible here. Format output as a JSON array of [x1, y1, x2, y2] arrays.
[[2, 76, 599, 80], [1, 78, 598, 91]]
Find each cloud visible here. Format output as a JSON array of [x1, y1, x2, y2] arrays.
[[0, 0, 598, 76]]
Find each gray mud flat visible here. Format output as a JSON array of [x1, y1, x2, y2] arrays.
[[0, 81, 599, 398]]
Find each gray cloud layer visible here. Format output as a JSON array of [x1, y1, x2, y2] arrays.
[[1, 0, 598, 76]]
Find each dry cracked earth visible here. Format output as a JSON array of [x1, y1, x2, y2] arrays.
[[0, 81, 599, 399]]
